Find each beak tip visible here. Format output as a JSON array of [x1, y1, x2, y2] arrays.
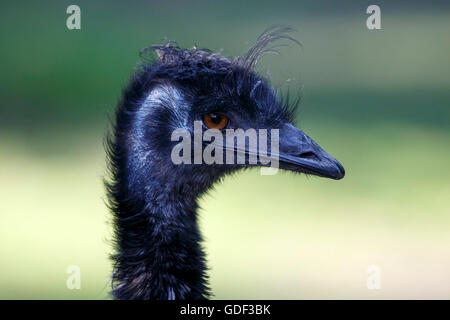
[[333, 161, 345, 180]]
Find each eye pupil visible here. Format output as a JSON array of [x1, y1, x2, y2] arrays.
[[210, 113, 221, 124]]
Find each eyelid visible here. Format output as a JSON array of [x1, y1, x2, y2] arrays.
[[201, 122, 229, 131]]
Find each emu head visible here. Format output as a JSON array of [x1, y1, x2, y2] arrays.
[[119, 27, 344, 196]]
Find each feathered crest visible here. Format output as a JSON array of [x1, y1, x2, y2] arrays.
[[139, 25, 300, 75], [234, 25, 301, 73], [140, 41, 231, 66], [137, 26, 302, 124]]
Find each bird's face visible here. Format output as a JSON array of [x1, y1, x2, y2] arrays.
[[139, 73, 344, 184], [189, 75, 345, 180]]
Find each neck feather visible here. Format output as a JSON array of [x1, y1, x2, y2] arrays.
[[108, 169, 210, 300], [106, 115, 210, 300]]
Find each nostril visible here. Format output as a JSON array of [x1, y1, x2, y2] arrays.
[[299, 151, 314, 158], [298, 151, 319, 161]]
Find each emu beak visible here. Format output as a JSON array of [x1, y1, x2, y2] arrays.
[[278, 124, 345, 180]]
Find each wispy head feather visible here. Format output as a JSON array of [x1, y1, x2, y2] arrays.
[[234, 25, 301, 74]]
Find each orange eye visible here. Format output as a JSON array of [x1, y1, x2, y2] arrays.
[[202, 113, 228, 130]]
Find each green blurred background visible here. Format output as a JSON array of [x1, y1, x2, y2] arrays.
[[0, 1, 449, 299]]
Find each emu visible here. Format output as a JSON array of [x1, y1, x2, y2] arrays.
[[105, 26, 345, 300]]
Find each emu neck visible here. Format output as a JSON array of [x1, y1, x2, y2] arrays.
[[112, 171, 209, 300]]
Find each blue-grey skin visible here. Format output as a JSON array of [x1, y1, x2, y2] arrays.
[[105, 26, 344, 300]]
